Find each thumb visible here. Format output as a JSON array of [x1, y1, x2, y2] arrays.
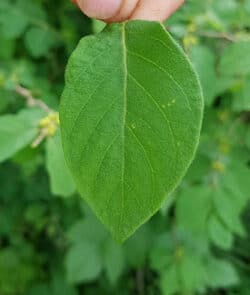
[[76, 0, 122, 20]]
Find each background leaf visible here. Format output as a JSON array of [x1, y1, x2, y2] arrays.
[[24, 27, 58, 58], [46, 130, 75, 197], [104, 239, 124, 285], [0, 0, 250, 294], [65, 240, 102, 284], [219, 41, 250, 76], [0, 108, 43, 163], [189, 45, 217, 106]]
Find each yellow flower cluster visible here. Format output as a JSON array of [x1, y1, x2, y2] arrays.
[[211, 161, 225, 173], [39, 112, 60, 137], [183, 23, 198, 50]]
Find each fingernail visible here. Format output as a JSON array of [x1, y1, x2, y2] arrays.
[[78, 0, 122, 20]]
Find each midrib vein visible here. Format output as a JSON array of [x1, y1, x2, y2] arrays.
[[120, 22, 128, 232]]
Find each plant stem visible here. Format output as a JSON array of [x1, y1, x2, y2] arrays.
[[136, 268, 145, 295], [15, 85, 52, 113], [196, 30, 236, 42]]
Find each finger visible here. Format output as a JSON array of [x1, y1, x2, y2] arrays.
[[75, 0, 185, 23], [76, 0, 122, 20], [131, 0, 185, 22], [106, 0, 140, 22]]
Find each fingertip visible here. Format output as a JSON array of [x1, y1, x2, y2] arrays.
[[131, 0, 185, 22], [106, 0, 140, 23], [76, 0, 122, 20]]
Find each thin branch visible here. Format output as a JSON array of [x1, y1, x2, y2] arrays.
[[167, 25, 240, 42], [196, 30, 237, 42], [31, 129, 48, 148], [15, 85, 52, 113]]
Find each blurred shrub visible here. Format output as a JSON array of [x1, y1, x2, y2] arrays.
[[0, 0, 249, 294]]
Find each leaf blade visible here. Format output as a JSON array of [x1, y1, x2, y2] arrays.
[[60, 20, 203, 241]]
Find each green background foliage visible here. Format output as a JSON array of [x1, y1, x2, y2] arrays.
[[0, 0, 249, 294]]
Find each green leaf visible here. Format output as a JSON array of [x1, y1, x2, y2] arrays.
[[65, 240, 102, 284], [222, 168, 250, 207], [219, 41, 250, 76], [60, 20, 203, 242], [67, 213, 108, 245], [160, 266, 179, 295], [104, 239, 124, 285], [232, 76, 250, 111], [0, 0, 47, 39], [176, 186, 211, 234], [124, 225, 152, 268], [46, 131, 75, 197], [208, 216, 233, 250], [205, 258, 239, 288], [150, 235, 173, 272], [0, 3, 29, 39], [180, 255, 206, 292], [215, 75, 236, 96], [24, 27, 57, 58], [28, 284, 50, 295], [213, 188, 245, 236], [92, 19, 106, 34], [0, 34, 15, 59], [189, 45, 217, 106], [0, 247, 36, 294], [246, 127, 250, 149], [0, 108, 43, 163], [51, 273, 77, 295], [211, 0, 239, 29], [0, 94, 8, 112]]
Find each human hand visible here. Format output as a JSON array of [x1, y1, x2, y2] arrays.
[[74, 0, 184, 23]]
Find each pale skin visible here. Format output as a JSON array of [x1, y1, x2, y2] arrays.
[[74, 0, 185, 22]]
